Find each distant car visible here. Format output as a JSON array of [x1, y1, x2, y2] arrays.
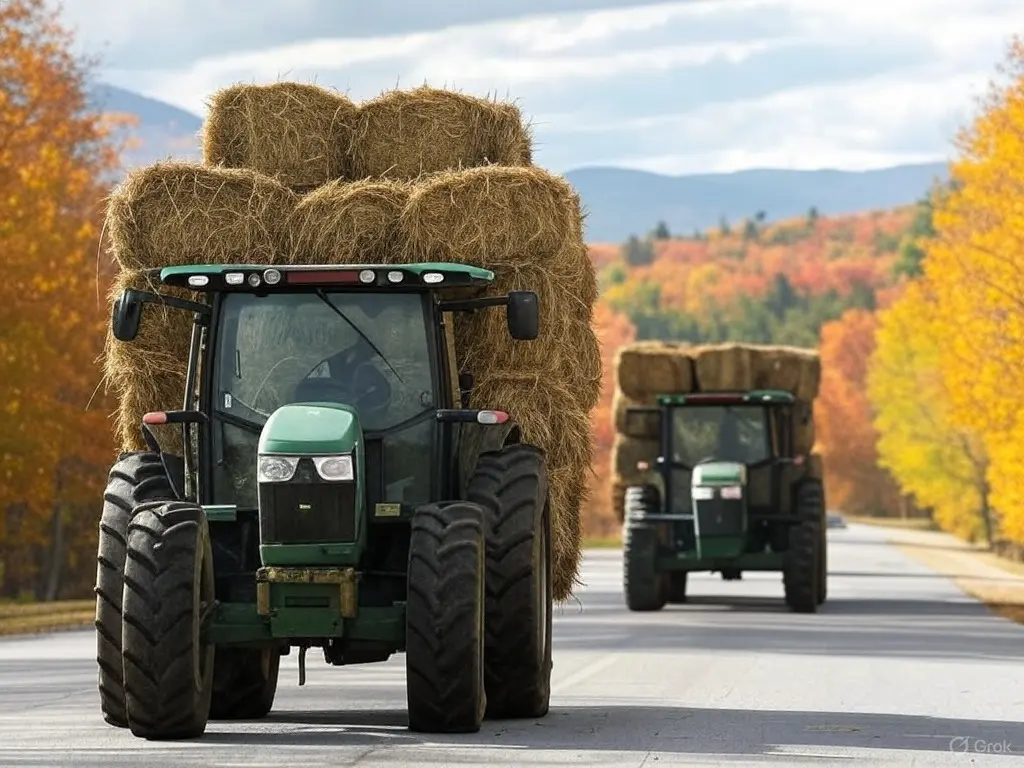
[[826, 512, 847, 529]]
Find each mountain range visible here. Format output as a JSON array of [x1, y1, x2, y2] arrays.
[[90, 84, 950, 244]]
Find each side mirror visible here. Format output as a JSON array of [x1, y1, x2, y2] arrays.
[[624, 406, 662, 438], [112, 289, 145, 341], [506, 291, 539, 340]]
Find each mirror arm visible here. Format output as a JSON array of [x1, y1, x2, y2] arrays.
[[437, 296, 509, 313]]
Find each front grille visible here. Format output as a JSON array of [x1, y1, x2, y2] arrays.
[[259, 458, 357, 544], [694, 499, 745, 537]]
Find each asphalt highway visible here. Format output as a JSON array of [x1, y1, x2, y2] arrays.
[[1, 523, 1022, 767]]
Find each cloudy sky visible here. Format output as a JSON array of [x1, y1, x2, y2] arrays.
[[56, 0, 1024, 174]]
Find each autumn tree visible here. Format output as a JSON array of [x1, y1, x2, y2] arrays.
[[918, 36, 1024, 546], [0, 0, 130, 598], [868, 281, 992, 542], [815, 308, 901, 516]]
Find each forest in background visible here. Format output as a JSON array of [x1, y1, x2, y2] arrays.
[[5, 0, 1024, 604]]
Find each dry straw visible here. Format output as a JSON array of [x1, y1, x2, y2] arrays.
[[288, 179, 412, 264], [105, 162, 298, 272], [202, 82, 359, 189], [351, 86, 533, 179], [101, 269, 206, 454]]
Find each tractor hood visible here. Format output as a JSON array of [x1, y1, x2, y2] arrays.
[[692, 461, 746, 487], [258, 402, 362, 456]]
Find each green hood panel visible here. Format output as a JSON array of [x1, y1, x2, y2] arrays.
[[259, 403, 362, 455], [692, 461, 746, 486]]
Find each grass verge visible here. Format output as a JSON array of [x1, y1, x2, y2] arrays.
[[0, 599, 94, 637], [583, 535, 622, 549]]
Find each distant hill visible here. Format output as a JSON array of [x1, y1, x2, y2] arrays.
[[565, 164, 949, 243], [89, 84, 949, 242]]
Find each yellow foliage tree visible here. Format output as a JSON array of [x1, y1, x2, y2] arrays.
[[920, 36, 1024, 546], [867, 280, 992, 542]]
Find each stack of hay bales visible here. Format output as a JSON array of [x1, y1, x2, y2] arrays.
[[99, 81, 599, 602], [610, 341, 821, 521]]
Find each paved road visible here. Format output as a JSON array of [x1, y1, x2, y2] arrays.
[[1, 523, 1023, 767]]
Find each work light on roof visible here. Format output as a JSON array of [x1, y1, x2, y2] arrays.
[[247, 273, 261, 287], [423, 272, 444, 284], [359, 269, 375, 284], [225, 272, 244, 285], [263, 268, 281, 285], [387, 270, 404, 283], [187, 275, 209, 287]]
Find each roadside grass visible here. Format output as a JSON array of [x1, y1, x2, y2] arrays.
[[583, 535, 622, 549], [0, 599, 94, 637], [844, 515, 938, 531]]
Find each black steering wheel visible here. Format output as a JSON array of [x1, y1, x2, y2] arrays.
[[296, 343, 392, 416]]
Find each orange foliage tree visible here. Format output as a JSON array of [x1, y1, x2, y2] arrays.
[[0, 0, 129, 599], [584, 300, 635, 536], [815, 308, 902, 516]]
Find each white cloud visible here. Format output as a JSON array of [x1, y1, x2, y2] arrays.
[[93, 0, 1024, 173]]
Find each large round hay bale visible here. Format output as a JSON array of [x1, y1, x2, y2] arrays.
[[612, 389, 660, 439], [101, 269, 206, 454], [202, 82, 358, 189], [105, 162, 298, 272], [692, 343, 756, 391], [615, 341, 694, 400], [351, 86, 532, 179], [288, 178, 411, 265]]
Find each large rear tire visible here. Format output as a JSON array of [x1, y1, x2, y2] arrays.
[[784, 479, 823, 613], [94, 452, 182, 728], [209, 646, 281, 720], [466, 443, 553, 720], [406, 501, 486, 733], [122, 500, 215, 740]]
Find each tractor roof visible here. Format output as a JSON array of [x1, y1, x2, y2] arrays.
[[156, 262, 494, 292], [657, 389, 796, 406]]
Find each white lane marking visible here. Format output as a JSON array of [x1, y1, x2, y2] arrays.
[[550, 653, 621, 696]]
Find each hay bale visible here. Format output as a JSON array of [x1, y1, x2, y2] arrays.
[[612, 435, 660, 479], [202, 82, 358, 189], [101, 269, 206, 454], [692, 343, 756, 391], [615, 341, 695, 400], [288, 179, 411, 264], [351, 86, 532, 179], [399, 166, 600, 412], [612, 389, 661, 439], [807, 451, 824, 481], [794, 411, 816, 455], [749, 345, 821, 401], [105, 162, 298, 272]]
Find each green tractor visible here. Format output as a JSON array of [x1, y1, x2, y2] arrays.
[[621, 390, 827, 613], [94, 262, 553, 740]]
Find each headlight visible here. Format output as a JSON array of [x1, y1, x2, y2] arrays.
[[258, 456, 300, 483], [720, 485, 742, 500], [691, 486, 715, 501], [313, 454, 354, 481]]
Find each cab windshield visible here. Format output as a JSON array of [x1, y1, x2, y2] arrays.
[[670, 404, 771, 467], [210, 290, 436, 507]]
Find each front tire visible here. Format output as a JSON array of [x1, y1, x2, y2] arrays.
[[122, 500, 215, 739], [209, 646, 281, 720], [406, 502, 486, 733], [466, 443, 553, 720], [94, 451, 182, 728], [623, 486, 667, 612], [783, 479, 823, 613]]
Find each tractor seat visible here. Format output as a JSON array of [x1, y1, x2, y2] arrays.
[[293, 377, 349, 404]]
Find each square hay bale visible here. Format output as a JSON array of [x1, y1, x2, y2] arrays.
[[612, 389, 661, 440], [612, 435, 660, 478], [101, 269, 206, 454], [202, 82, 359, 190], [794, 408, 816, 455], [691, 343, 756, 392], [288, 179, 412, 264], [105, 162, 298, 272], [749, 345, 821, 401], [615, 341, 695, 400], [351, 86, 532, 180], [807, 451, 824, 481]]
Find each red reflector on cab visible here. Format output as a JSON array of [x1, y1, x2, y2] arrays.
[[477, 410, 509, 424], [286, 270, 361, 285], [142, 411, 168, 425]]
